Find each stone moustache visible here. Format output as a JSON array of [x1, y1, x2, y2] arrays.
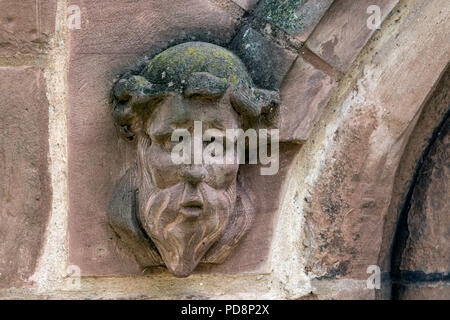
[[109, 42, 281, 277]]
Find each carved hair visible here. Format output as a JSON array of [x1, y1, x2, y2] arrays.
[[111, 42, 280, 141]]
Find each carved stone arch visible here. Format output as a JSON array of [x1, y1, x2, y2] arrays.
[[382, 67, 450, 300]]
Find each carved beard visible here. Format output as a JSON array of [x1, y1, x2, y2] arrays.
[[136, 138, 236, 277], [138, 181, 236, 277]]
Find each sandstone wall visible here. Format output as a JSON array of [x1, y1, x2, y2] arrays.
[[0, 0, 448, 299]]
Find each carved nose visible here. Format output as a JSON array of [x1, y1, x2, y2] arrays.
[[181, 166, 207, 185]]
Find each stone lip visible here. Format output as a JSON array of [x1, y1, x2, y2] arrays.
[[67, 0, 245, 276]]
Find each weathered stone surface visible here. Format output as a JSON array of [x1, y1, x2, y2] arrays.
[[0, 67, 51, 288], [383, 67, 450, 298], [67, 0, 244, 275], [231, 0, 259, 11], [255, 0, 307, 34], [231, 27, 297, 89], [279, 48, 338, 142], [69, 54, 300, 277], [69, 0, 243, 55], [306, 0, 398, 72], [303, 0, 449, 281], [396, 282, 450, 300], [293, 0, 334, 42], [68, 54, 300, 276], [68, 1, 301, 276], [0, 0, 56, 55], [378, 68, 450, 293], [255, 0, 333, 40], [311, 279, 376, 300], [400, 117, 449, 274], [107, 42, 285, 278]]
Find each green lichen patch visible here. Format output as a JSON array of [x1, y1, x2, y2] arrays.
[[255, 0, 307, 34], [141, 42, 254, 90]]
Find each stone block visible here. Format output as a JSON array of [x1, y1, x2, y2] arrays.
[[69, 0, 243, 56], [306, 0, 399, 72], [67, 1, 302, 276], [0, 67, 51, 288], [255, 0, 308, 34], [0, 0, 57, 55], [293, 0, 334, 42], [396, 282, 450, 300], [231, 27, 297, 90], [279, 48, 338, 142], [304, 0, 450, 280], [400, 116, 449, 274]]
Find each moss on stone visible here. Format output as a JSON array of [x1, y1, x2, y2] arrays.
[[141, 42, 253, 89], [256, 0, 306, 34]]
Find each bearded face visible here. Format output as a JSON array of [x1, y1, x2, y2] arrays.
[[136, 94, 241, 277]]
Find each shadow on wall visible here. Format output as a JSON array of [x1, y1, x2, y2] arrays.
[[388, 67, 450, 300]]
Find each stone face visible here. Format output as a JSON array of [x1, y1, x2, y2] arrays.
[[0, 0, 57, 55], [67, 1, 300, 276], [231, 27, 297, 90], [0, 67, 51, 288], [400, 117, 449, 274], [303, 0, 450, 281], [107, 42, 284, 278], [279, 48, 338, 142], [306, 0, 399, 72], [68, 53, 302, 276], [67, 0, 245, 276]]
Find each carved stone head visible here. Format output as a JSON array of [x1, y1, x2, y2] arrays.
[[109, 42, 280, 277]]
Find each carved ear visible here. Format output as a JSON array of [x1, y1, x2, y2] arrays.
[[108, 164, 163, 267]]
